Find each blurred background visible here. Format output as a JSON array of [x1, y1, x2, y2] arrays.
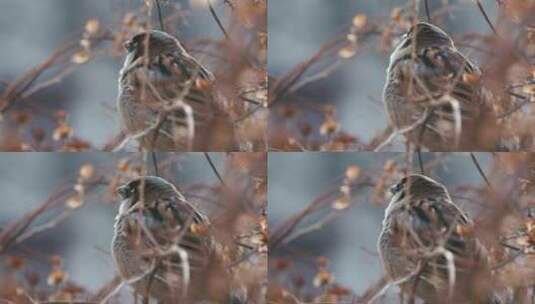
[[0, 0, 245, 150], [0, 152, 227, 294], [268, 0, 498, 150], [268, 152, 493, 299]]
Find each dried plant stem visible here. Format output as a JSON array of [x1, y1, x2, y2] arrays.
[[470, 152, 492, 189], [424, 0, 432, 22], [373, 110, 430, 152], [283, 211, 338, 245], [204, 152, 226, 187], [416, 149, 425, 174], [475, 0, 498, 35], [151, 152, 159, 177], [368, 267, 422, 303], [154, 0, 165, 31], [207, 0, 230, 40], [91, 275, 124, 304]]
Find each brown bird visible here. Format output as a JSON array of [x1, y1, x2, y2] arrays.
[[117, 30, 236, 151], [378, 174, 500, 303], [111, 176, 234, 303], [383, 22, 499, 151]]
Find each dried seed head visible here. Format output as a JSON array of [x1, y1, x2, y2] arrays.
[[338, 45, 357, 59], [47, 269, 68, 286], [79, 164, 95, 180], [72, 50, 90, 64], [84, 19, 100, 36], [345, 165, 361, 181], [352, 14, 367, 29], [320, 119, 340, 136], [333, 195, 350, 210], [313, 269, 334, 287]]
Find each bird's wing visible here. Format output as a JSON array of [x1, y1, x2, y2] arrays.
[[118, 195, 216, 302], [146, 195, 213, 267], [159, 51, 215, 100], [123, 51, 216, 104], [411, 45, 483, 119], [404, 196, 490, 292], [154, 52, 222, 128], [405, 196, 470, 251], [173, 51, 215, 82]]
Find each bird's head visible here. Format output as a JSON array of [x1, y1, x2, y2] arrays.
[[123, 30, 186, 61], [387, 174, 449, 209], [116, 176, 183, 214], [390, 22, 454, 63]]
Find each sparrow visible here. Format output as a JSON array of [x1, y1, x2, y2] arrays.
[[383, 22, 498, 151], [117, 30, 236, 151], [378, 174, 499, 303], [111, 176, 228, 303]]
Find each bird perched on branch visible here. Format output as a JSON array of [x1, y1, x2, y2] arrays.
[[111, 176, 237, 303], [383, 22, 499, 151], [378, 174, 500, 303], [117, 30, 236, 151]]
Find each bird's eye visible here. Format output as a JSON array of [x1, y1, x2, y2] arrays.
[[389, 182, 404, 195], [116, 185, 131, 198], [123, 40, 137, 52]]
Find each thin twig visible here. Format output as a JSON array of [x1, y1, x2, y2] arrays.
[[470, 152, 492, 189], [90, 275, 124, 304], [15, 210, 73, 245], [289, 60, 342, 94], [207, 0, 230, 40], [417, 149, 425, 174], [424, 0, 432, 23], [154, 0, 165, 31], [151, 152, 159, 177], [475, 0, 498, 35], [373, 109, 430, 152], [283, 211, 338, 245], [497, 91, 530, 119], [0, 40, 79, 114], [270, 37, 345, 105], [204, 152, 226, 187], [367, 267, 422, 303]]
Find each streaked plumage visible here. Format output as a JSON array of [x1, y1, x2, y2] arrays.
[[383, 22, 498, 151], [111, 176, 221, 303], [117, 30, 236, 151], [378, 174, 499, 303]]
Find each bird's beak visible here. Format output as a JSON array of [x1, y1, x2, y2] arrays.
[[116, 185, 129, 199]]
